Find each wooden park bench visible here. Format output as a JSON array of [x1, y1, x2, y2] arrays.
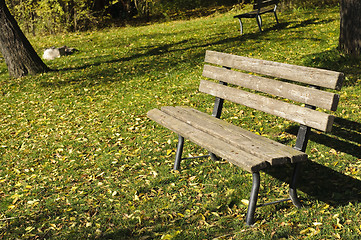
[[147, 50, 344, 225], [234, 0, 280, 34]]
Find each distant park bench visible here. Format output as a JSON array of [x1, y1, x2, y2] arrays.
[[147, 50, 344, 225], [234, 0, 280, 34]]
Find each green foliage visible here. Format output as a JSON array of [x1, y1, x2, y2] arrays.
[[281, 0, 339, 9], [7, 0, 241, 34], [155, 0, 240, 16], [1, 5, 361, 240], [36, 0, 67, 33], [133, 0, 154, 17], [159, 0, 236, 11], [8, 0, 97, 34]]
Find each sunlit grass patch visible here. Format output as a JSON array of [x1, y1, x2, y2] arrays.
[[1, 5, 361, 239]]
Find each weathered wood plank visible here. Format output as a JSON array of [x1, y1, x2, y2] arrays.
[[204, 50, 344, 90], [161, 106, 307, 165], [199, 80, 335, 132], [172, 107, 307, 164], [202, 64, 340, 111], [147, 108, 269, 172]]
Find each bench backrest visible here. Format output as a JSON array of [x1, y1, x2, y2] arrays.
[[202, 50, 344, 133], [253, 0, 279, 11]]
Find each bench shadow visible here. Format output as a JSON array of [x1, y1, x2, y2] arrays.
[[267, 161, 361, 207], [266, 117, 361, 207], [291, 117, 361, 160], [239, 17, 333, 38]]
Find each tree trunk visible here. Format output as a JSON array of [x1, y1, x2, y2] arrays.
[[339, 0, 361, 57], [0, 0, 49, 78]]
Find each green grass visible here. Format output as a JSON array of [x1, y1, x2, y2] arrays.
[[1, 5, 361, 239]]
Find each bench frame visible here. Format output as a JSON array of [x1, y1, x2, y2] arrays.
[[148, 51, 344, 226], [234, 0, 279, 34]]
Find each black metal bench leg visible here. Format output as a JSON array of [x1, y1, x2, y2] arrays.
[[256, 15, 262, 32], [237, 18, 243, 35], [173, 135, 184, 170], [274, 11, 279, 24], [289, 163, 302, 208], [246, 172, 260, 226]]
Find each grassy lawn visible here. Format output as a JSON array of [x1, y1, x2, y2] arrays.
[[1, 4, 361, 239]]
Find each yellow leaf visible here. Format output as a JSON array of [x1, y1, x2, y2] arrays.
[[134, 193, 139, 201], [25, 226, 35, 232], [211, 212, 220, 217], [27, 199, 39, 206], [333, 233, 341, 239], [300, 227, 310, 234], [241, 199, 249, 206], [329, 149, 337, 155]]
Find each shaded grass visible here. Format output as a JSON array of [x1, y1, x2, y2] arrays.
[[1, 5, 361, 239]]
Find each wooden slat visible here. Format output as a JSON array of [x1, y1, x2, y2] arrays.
[[147, 109, 269, 172], [199, 80, 335, 132], [161, 106, 307, 165], [234, 11, 260, 18], [204, 50, 344, 90], [172, 107, 307, 163], [202, 64, 340, 111]]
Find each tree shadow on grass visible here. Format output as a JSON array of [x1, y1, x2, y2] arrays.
[[267, 117, 361, 207], [303, 49, 361, 87], [39, 17, 330, 88], [238, 17, 334, 38]]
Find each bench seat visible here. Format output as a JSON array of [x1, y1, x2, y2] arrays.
[[148, 106, 307, 173]]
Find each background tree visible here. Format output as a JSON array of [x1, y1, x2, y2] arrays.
[[8, 0, 240, 35], [0, 0, 49, 78], [339, 0, 361, 57]]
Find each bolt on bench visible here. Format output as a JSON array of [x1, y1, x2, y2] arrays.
[[147, 50, 344, 225], [234, 0, 279, 35]]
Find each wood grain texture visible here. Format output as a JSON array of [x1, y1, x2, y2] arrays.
[[204, 50, 344, 90], [199, 80, 335, 132], [160, 106, 307, 165], [202, 64, 340, 111], [147, 108, 269, 172]]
